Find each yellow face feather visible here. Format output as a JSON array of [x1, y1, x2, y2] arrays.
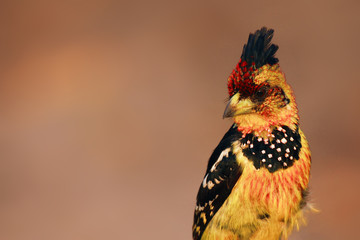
[[225, 64, 299, 136]]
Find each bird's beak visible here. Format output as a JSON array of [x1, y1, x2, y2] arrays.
[[223, 93, 255, 119]]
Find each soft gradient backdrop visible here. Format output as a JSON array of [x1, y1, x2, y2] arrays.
[[1, 1, 359, 239]]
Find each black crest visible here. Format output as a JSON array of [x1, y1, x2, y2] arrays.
[[241, 27, 279, 68]]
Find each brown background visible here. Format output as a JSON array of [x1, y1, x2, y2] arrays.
[[1, 0, 359, 239]]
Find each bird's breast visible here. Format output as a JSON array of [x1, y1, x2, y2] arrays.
[[202, 128, 311, 239]]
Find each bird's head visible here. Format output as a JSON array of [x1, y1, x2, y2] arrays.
[[224, 27, 299, 136]]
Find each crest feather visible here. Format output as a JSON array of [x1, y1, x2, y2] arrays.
[[241, 27, 279, 68], [227, 27, 279, 97]]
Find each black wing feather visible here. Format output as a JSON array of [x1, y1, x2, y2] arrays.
[[205, 125, 242, 172], [193, 125, 243, 240]]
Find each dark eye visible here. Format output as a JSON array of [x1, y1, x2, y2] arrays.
[[253, 86, 269, 101], [255, 88, 266, 98]]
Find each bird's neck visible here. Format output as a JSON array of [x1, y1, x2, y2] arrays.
[[234, 111, 299, 138]]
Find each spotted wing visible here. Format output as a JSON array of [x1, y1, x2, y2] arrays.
[[192, 125, 243, 240]]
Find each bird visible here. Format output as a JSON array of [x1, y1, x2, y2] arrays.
[[192, 27, 312, 240]]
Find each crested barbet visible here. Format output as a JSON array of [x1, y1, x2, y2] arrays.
[[192, 27, 312, 240]]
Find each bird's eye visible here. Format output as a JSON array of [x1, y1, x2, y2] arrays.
[[255, 88, 266, 98], [254, 86, 268, 101], [250, 84, 270, 103]]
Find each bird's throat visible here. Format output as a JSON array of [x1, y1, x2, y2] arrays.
[[233, 110, 299, 137]]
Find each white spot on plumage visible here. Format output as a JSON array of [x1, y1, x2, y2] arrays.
[[262, 159, 266, 163], [276, 139, 281, 143], [281, 138, 287, 144], [268, 164, 272, 168], [290, 156, 294, 160], [270, 144, 275, 149], [261, 150, 266, 154], [290, 137, 294, 141], [268, 154, 273, 158], [283, 162, 287, 167], [276, 148, 281, 152], [278, 156, 282, 161], [207, 181, 215, 190], [258, 137, 262, 142], [202, 174, 209, 188], [294, 146, 297, 150], [197, 204, 205, 211], [250, 144, 254, 148], [285, 153, 289, 158], [210, 148, 231, 172], [286, 148, 290, 153]]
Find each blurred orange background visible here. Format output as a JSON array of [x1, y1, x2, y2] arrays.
[[1, 1, 359, 239]]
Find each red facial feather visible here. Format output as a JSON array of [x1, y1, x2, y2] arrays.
[[228, 59, 259, 98]]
